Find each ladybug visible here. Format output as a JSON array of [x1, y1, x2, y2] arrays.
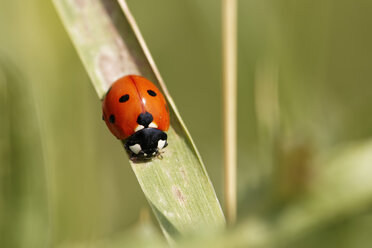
[[102, 75, 170, 158]]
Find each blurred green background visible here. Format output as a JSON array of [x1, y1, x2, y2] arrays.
[[1, 0, 372, 247]]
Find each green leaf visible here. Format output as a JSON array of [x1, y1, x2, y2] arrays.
[[52, 0, 225, 240], [227, 140, 372, 248], [171, 140, 372, 248], [273, 140, 372, 243], [0, 58, 48, 248]]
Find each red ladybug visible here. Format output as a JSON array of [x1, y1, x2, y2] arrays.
[[102, 75, 170, 157]]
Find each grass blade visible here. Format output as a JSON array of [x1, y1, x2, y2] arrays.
[[53, 0, 225, 239], [222, 0, 238, 225], [0, 58, 48, 248]]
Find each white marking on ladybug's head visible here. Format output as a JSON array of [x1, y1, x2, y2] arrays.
[[158, 140, 166, 150], [135, 125, 144, 132], [149, 122, 158, 128], [129, 144, 142, 154], [152, 152, 156, 156], [144, 153, 148, 157]]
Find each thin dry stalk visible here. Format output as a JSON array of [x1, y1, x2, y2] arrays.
[[222, 0, 237, 225]]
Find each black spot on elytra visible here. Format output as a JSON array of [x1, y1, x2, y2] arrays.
[[119, 94, 129, 102], [137, 112, 153, 127], [109, 114, 115, 123], [147, 90, 156, 97]]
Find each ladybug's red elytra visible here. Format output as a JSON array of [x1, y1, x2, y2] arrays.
[[102, 75, 170, 158]]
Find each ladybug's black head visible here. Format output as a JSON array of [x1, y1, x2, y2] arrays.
[[125, 128, 167, 158]]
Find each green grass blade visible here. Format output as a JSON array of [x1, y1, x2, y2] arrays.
[[0, 58, 48, 248], [52, 0, 225, 239]]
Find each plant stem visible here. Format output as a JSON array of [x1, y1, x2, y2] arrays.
[[222, 0, 237, 225]]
